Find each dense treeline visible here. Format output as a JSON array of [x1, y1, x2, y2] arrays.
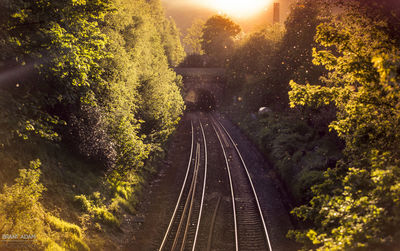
[[223, 1, 340, 207], [0, 0, 184, 249], [227, 1, 326, 110], [219, 0, 400, 249], [290, 1, 400, 249], [181, 14, 242, 67]]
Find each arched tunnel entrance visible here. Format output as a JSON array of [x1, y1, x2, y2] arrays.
[[185, 88, 216, 112], [176, 68, 225, 112], [196, 88, 216, 111]]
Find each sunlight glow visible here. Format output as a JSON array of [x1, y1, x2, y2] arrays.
[[200, 0, 273, 18]]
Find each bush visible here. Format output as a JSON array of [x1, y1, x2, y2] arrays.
[[46, 215, 82, 238], [293, 170, 324, 202], [59, 234, 89, 251], [93, 207, 120, 227], [0, 159, 88, 250], [226, 109, 342, 204], [74, 192, 120, 227], [74, 195, 92, 212], [0, 159, 45, 236]]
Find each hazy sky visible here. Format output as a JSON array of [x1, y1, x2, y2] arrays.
[[161, 0, 292, 33], [169, 0, 273, 18]]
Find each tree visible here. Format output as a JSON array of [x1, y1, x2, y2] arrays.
[[225, 0, 324, 110], [0, 0, 185, 248], [162, 18, 186, 67], [99, 0, 184, 175], [227, 24, 284, 82], [225, 24, 284, 108], [0, 0, 184, 175], [280, 0, 326, 85], [147, 0, 186, 67], [201, 15, 241, 66], [183, 18, 205, 55], [263, 0, 326, 109], [289, 1, 400, 249]]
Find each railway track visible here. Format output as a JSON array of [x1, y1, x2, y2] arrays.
[[159, 114, 272, 251], [210, 114, 272, 251], [159, 120, 208, 251]]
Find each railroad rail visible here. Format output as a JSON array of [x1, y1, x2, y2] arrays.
[[159, 115, 272, 251], [210, 114, 273, 251], [159, 120, 208, 251]]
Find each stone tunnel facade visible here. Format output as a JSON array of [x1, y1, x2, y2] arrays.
[[175, 68, 226, 110]]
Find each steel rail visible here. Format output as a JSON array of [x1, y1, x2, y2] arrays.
[[180, 144, 201, 251], [206, 195, 221, 251], [191, 119, 208, 251], [214, 115, 273, 251], [172, 144, 199, 250], [159, 121, 195, 251], [211, 119, 239, 251]]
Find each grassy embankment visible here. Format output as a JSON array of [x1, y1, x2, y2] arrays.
[[221, 100, 343, 206], [0, 0, 185, 249], [0, 137, 170, 250]]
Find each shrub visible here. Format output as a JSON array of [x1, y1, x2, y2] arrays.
[[93, 207, 119, 227], [0, 159, 88, 250], [74, 195, 92, 212], [74, 192, 120, 227], [46, 215, 82, 238], [0, 159, 45, 236], [59, 234, 89, 251]]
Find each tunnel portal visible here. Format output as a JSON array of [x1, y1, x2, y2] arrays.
[[196, 89, 216, 112], [176, 68, 225, 112]]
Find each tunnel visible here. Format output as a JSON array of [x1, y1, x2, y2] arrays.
[[185, 88, 216, 112], [196, 88, 216, 111]]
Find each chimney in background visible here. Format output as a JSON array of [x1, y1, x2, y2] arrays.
[[273, 2, 280, 24]]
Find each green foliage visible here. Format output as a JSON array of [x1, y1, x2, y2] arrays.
[[147, 0, 186, 67], [0, 159, 45, 234], [0, 0, 184, 175], [161, 17, 186, 67], [259, 115, 341, 203], [0, 0, 185, 248], [183, 19, 205, 55], [289, 0, 400, 249], [46, 215, 82, 239], [108, 172, 144, 214], [225, 107, 342, 204], [92, 207, 119, 227], [0, 0, 113, 164], [74, 192, 120, 227], [201, 15, 241, 66], [100, 0, 184, 175], [226, 24, 284, 99], [226, 0, 325, 110], [55, 234, 89, 251], [74, 195, 92, 212], [280, 0, 326, 84], [0, 160, 88, 250], [3, 0, 111, 100], [234, 25, 283, 76]]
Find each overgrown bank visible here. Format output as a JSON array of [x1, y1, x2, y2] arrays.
[[221, 0, 337, 206], [219, 0, 400, 249], [0, 0, 185, 249], [223, 106, 343, 206]]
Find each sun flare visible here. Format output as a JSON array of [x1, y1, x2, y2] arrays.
[[201, 0, 273, 18]]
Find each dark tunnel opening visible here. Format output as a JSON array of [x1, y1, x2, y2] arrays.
[[186, 88, 216, 112]]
